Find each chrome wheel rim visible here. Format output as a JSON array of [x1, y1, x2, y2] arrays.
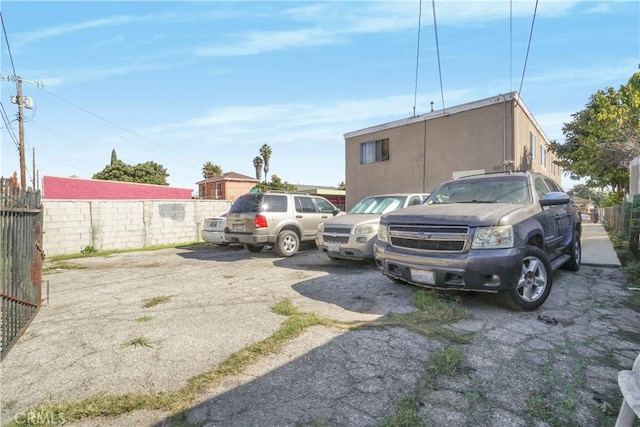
[[516, 255, 548, 302]]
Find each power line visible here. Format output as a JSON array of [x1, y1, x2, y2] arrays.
[[413, 0, 423, 118], [0, 102, 19, 149], [0, 12, 18, 93], [432, 0, 445, 111], [519, 0, 539, 96], [37, 86, 204, 168]]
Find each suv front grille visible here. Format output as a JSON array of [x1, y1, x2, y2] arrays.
[[388, 224, 470, 253]]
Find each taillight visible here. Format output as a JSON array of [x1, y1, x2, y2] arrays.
[[255, 215, 268, 228]]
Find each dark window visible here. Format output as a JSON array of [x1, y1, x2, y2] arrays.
[[229, 194, 287, 213], [360, 139, 390, 164], [263, 195, 288, 212], [295, 196, 316, 213]]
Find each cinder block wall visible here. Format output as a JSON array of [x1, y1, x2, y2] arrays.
[[42, 200, 232, 256]]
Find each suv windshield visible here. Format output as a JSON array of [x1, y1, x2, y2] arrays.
[[349, 196, 404, 214], [427, 176, 530, 204]]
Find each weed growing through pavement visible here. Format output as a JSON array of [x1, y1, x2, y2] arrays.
[[135, 315, 153, 322], [427, 346, 464, 377], [142, 295, 171, 308], [8, 299, 341, 427], [374, 290, 472, 344], [121, 336, 154, 349], [223, 274, 235, 279], [378, 393, 427, 427]]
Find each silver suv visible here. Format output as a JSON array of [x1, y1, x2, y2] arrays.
[[225, 191, 341, 257]]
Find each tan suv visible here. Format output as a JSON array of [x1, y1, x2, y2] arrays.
[[225, 191, 342, 257]]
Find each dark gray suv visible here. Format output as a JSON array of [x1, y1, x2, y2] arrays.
[[225, 191, 341, 257], [373, 171, 582, 311]]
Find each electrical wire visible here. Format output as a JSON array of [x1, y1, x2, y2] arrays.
[[519, 0, 539, 96], [431, 0, 445, 111], [37, 86, 206, 168], [413, 0, 423, 118], [0, 102, 19, 149], [0, 11, 17, 90]]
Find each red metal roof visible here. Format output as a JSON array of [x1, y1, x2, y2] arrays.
[[43, 176, 193, 200]]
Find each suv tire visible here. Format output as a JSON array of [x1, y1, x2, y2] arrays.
[[275, 230, 299, 257], [561, 231, 581, 271], [244, 244, 265, 253], [503, 245, 553, 311]]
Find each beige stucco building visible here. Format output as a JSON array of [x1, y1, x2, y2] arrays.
[[343, 92, 561, 210]]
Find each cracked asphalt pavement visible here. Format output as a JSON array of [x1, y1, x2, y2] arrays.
[[1, 235, 639, 426]]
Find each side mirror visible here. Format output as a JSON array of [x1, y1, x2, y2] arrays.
[[540, 191, 570, 207]]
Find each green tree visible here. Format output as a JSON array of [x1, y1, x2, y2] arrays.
[[110, 149, 118, 165], [252, 156, 263, 181], [93, 160, 169, 185], [252, 174, 296, 192], [548, 72, 640, 202], [202, 162, 222, 179], [260, 144, 272, 183], [132, 161, 169, 185]]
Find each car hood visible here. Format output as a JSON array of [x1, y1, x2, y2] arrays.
[[323, 213, 382, 227], [381, 203, 527, 227]]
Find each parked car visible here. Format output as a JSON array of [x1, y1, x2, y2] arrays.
[[373, 171, 582, 311], [225, 191, 342, 257], [201, 214, 230, 246], [316, 193, 429, 260]]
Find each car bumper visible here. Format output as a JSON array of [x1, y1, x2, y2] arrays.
[[316, 234, 376, 260], [202, 230, 228, 245], [225, 232, 270, 245], [373, 242, 524, 291]]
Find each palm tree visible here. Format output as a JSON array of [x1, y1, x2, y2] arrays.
[[202, 162, 222, 179], [252, 156, 263, 181], [260, 144, 272, 183]]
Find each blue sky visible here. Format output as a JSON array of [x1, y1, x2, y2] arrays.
[[1, 1, 638, 193]]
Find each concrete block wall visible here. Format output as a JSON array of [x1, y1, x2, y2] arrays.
[[43, 199, 232, 256]]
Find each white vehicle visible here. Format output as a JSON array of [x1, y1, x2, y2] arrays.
[[316, 193, 429, 260], [202, 214, 229, 246]]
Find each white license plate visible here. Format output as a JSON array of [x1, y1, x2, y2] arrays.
[[328, 244, 340, 253], [410, 269, 435, 285], [233, 224, 244, 231]]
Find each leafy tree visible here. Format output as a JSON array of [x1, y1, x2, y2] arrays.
[[110, 149, 118, 165], [252, 156, 263, 181], [548, 72, 640, 202], [202, 162, 222, 179], [252, 174, 296, 192], [260, 144, 272, 183], [93, 160, 169, 185]]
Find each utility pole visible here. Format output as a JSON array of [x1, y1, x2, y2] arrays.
[[1, 74, 43, 190]]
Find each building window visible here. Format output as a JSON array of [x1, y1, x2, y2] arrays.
[[540, 146, 546, 168], [216, 182, 223, 199], [360, 139, 390, 165], [529, 133, 536, 160]]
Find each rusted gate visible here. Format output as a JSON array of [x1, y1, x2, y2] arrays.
[[1, 177, 43, 360]]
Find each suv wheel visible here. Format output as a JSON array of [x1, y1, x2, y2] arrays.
[[562, 231, 581, 271], [503, 246, 553, 311], [244, 244, 265, 253], [275, 230, 299, 257]]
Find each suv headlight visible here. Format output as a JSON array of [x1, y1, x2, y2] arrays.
[[377, 224, 389, 243], [355, 224, 377, 235], [472, 225, 514, 249]]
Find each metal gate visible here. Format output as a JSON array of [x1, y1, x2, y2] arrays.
[[1, 176, 43, 359]]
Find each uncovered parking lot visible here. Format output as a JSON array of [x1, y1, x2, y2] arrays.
[[1, 225, 639, 426]]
